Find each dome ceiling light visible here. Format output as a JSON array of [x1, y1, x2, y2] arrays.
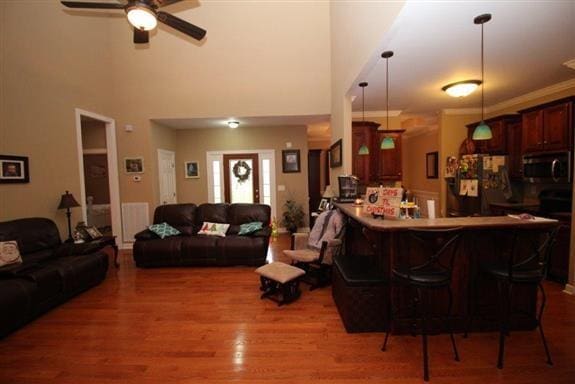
[[442, 80, 482, 98]]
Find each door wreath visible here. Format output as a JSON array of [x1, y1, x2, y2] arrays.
[[232, 160, 251, 184]]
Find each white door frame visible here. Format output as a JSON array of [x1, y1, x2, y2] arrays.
[[157, 148, 177, 205], [206, 149, 277, 219], [74, 108, 122, 243]]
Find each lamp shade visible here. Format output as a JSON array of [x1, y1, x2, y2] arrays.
[[322, 185, 335, 199], [358, 144, 370, 155], [58, 191, 80, 210], [380, 136, 395, 150], [472, 121, 492, 140]]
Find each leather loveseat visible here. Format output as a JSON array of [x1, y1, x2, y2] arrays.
[[133, 203, 271, 268], [0, 218, 109, 338]]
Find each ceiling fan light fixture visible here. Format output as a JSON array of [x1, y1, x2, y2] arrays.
[[127, 5, 157, 31], [227, 121, 240, 129], [442, 80, 482, 97]]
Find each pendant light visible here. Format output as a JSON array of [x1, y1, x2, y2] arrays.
[[380, 51, 395, 150], [472, 13, 492, 141], [357, 82, 370, 155]]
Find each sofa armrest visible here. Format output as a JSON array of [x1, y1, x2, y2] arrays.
[[54, 242, 104, 258], [292, 232, 309, 250], [134, 229, 159, 241]]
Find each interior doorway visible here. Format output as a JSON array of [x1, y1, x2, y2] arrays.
[[157, 149, 177, 205], [75, 109, 122, 242], [223, 153, 260, 203]]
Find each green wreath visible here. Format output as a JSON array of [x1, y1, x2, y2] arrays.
[[232, 160, 251, 184]]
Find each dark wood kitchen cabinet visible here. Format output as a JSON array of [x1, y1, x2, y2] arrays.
[[466, 114, 520, 155], [506, 120, 523, 179], [351, 122, 404, 184], [352, 121, 380, 186], [519, 98, 574, 153], [376, 130, 404, 181]]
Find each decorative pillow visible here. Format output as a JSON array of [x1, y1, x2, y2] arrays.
[[148, 222, 181, 239], [198, 222, 230, 237], [0, 241, 23, 267], [238, 221, 264, 236]]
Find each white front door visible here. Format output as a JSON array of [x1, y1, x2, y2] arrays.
[[158, 149, 177, 205]]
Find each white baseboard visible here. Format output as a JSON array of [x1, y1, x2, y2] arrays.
[[120, 242, 134, 250], [563, 284, 575, 295]]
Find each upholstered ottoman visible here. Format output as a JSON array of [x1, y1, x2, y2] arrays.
[[255, 262, 305, 306]]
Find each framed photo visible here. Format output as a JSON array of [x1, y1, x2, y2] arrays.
[[426, 151, 439, 179], [282, 150, 301, 173], [0, 155, 29, 184], [329, 139, 342, 168], [124, 157, 144, 174], [445, 156, 457, 178], [185, 161, 200, 178], [318, 198, 330, 211], [85, 226, 103, 240]]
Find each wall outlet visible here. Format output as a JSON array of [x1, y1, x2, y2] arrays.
[[286, 142, 292, 148], [125, 124, 134, 132]]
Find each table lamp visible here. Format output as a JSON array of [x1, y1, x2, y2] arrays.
[[58, 190, 80, 243]]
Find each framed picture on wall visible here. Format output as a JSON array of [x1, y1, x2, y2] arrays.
[[329, 139, 342, 168], [185, 161, 200, 178], [282, 150, 301, 173], [426, 151, 438, 179], [0, 155, 29, 184], [124, 157, 144, 174]]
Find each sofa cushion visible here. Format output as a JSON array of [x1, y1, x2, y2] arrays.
[[149, 222, 181, 239], [181, 236, 220, 261], [153, 203, 197, 234], [228, 204, 271, 225], [47, 252, 108, 294], [0, 218, 60, 259], [0, 241, 22, 267], [196, 203, 229, 225]]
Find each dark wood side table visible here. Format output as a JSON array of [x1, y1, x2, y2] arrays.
[[89, 236, 119, 268]]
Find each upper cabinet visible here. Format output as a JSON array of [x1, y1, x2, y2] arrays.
[[519, 98, 574, 153], [466, 115, 520, 155], [351, 122, 404, 185]]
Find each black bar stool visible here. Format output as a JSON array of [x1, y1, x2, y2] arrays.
[[478, 226, 558, 369], [382, 227, 463, 382]]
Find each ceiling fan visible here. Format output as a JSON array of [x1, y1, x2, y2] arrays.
[[61, 0, 207, 44]]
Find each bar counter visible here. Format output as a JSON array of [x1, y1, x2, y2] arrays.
[[334, 202, 559, 334]]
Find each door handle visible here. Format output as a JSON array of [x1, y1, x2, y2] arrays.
[[551, 159, 560, 182]]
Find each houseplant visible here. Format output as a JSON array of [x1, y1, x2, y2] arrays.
[[281, 200, 305, 234]]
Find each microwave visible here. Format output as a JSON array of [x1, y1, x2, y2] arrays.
[[522, 151, 571, 183]]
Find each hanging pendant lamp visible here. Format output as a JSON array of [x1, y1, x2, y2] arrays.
[[472, 13, 492, 141], [357, 82, 370, 155], [380, 51, 395, 150]]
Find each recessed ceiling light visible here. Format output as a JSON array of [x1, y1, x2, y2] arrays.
[[227, 121, 240, 129], [442, 80, 482, 97]]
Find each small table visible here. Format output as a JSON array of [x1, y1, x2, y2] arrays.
[[89, 236, 119, 268]]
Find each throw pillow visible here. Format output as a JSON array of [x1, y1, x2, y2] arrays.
[[198, 222, 230, 237], [0, 241, 23, 267], [238, 221, 263, 236], [148, 222, 181, 239]]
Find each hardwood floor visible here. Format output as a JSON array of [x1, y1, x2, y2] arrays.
[[1, 234, 575, 383]]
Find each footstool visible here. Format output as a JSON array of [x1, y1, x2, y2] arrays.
[[255, 261, 306, 306]]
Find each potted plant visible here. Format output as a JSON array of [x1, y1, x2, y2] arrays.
[[281, 200, 305, 234]]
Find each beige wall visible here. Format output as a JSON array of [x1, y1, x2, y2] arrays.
[[0, 1, 113, 235], [174, 125, 309, 226], [329, 1, 405, 192], [402, 129, 440, 195]]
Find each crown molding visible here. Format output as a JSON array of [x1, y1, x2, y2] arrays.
[[442, 79, 575, 116], [352, 110, 402, 119], [403, 125, 438, 139], [487, 78, 575, 114]]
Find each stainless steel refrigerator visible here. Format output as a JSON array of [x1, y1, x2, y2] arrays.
[[446, 154, 512, 217]]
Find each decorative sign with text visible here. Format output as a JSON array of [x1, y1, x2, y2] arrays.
[[363, 187, 403, 218]]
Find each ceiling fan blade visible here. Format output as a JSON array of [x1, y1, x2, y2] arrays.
[[153, 0, 184, 7], [157, 11, 206, 41], [133, 28, 149, 44], [61, 1, 125, 9]]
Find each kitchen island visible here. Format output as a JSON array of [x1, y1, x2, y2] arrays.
[[334, 202, 558, 334]]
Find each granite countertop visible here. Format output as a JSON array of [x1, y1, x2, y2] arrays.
[[336, 203, 558, 232]]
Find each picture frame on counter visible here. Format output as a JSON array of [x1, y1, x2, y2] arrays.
[[426, 151, 438, 179], [0, 155, 29, 184]]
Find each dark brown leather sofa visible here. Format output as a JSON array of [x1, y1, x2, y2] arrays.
[[0, 218, 109, 338], [133, 203, 271, 268]]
